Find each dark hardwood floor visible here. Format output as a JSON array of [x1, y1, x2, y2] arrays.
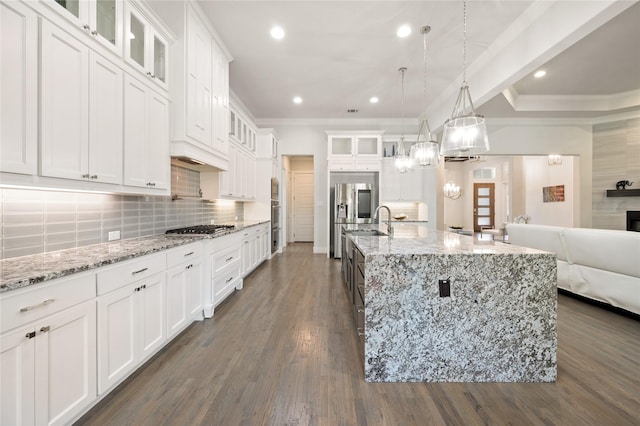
[[76, 243, 640, 426]]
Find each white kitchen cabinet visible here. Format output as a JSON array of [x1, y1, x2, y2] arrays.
[[327, 132, 383, 171], [123, 73, 170, 191], [241, 224, 269, 276], [1, 300, 97, 426], [97, 272, 165, 394], [185, 6, 212, 145], [165, 243, 203, 339], [41, 20, 123, 185], [212, 39, 230, 155], [380, 158, 424, 202], [124, 1, 168, 91], [169, 2, 230, 169], [1, 0, 38, 175], [207, 233, 242, 313], [42, 0, 123, 55]]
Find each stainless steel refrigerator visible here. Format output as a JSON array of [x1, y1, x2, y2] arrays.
[[330, 183, 377, 258]]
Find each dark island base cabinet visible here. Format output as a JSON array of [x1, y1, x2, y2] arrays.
[[341, 235, 365, 354]]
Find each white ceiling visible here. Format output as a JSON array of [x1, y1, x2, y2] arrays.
[[194, 0, 640, 125]]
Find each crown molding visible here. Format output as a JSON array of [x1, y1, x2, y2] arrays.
[[502, 87, 640, 112]]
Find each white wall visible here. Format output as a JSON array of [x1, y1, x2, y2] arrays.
[[524, 156, 578, 227], [486, 119, 592, 227]]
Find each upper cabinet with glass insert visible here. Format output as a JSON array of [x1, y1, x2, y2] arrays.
[[43, 0, 122, 54], [124, 2, 169, 91]]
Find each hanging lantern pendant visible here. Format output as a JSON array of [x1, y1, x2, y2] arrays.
[[440, 0, 490, 157]]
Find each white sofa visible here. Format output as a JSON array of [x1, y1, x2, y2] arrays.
[[506, 223, 640, 315]]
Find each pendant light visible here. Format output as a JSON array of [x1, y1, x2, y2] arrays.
[[440, 1, 489, 157], [410, 25, 440, 167], [395, 67, 414, 173]]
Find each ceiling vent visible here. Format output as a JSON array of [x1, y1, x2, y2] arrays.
[[347, 109, 359, 113]]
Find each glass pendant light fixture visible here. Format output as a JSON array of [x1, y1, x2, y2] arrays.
[[440, 1, 489, 157], [395, 67, 414, 173], [410, 25, 440, 167]]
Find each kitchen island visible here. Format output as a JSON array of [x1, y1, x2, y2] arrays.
[[348, 225, 557, 383]]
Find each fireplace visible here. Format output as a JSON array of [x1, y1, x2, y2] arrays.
[[627, 211, 640, 232]]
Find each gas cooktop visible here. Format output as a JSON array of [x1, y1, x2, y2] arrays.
[[165, 224, 235, 235]]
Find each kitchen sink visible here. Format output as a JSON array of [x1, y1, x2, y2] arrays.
[[347, 229, 387, 237]]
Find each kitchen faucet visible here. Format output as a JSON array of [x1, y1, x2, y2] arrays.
[[374, 205, 393, 236]]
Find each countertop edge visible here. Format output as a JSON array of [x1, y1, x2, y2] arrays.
[[0, 220, 271, 294]]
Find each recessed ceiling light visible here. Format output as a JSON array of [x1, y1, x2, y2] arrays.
[[270, 26, 285, 40], [370, 97, 379, 104], [534, 70, 546, 78], [397, 25, 411, 38], [293, 96, 302, 104]]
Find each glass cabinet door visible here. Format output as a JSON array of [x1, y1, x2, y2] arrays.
[[330, 137, 353, 156], [54, 0, 80, 18], [94, 0, 118, 47], [153, 34, 166, 83], [356, 136, 379, 156], [128, 10, 145, 68]]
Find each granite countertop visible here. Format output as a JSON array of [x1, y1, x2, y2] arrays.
[[0, 220, 269, 294], [349, 224, 547, 256]]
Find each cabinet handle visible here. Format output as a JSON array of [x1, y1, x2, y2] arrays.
[[147, 72, 152, 77], [357, 306, 365, 313], [83, 24, 90, 31], [25, 331, 36, 339], [225, 256, 234, 262], [91, 30, 98, 36], [90, 174, 98, 179], [132, 267, 148, 275], [244, 241, 249, 244], [184, 251, 194, 257], [141, 284, 146, 289], [134, 287, 140, 292], [82, 173, 90, 179], [20, 298, 55, 313], [185, 264, 193, 270], [357, 328, 365, 337], [40, 326, 50, 333], [226, 276, 234, 283]]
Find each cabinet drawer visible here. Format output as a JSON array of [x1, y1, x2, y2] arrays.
[[213, 261, 241, 296], [97, 254, 165, 295], [166, 242, 202, 268], [355, 159, 381, 171], [213, 244, 241, 273], [1, 271, 96, 333], [210, 232, 241, 251], [328, 158, 355, 170]]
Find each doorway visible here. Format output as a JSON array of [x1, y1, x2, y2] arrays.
[[473, 183, 495, 232], [292, 172, 314, 242]]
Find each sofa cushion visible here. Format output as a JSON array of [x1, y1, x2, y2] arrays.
[[506, 224, 568, 262], [562, 228, 640, 278]]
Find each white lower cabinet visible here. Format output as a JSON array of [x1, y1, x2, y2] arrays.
[[97, 272, 165, 394], [165, 243, 203, 339], [1, 300, 97, 426], [207, 233, 242, 314]]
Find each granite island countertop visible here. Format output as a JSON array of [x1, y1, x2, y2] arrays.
[[344, 224, 558, 383], [0, 220, 269, 294]]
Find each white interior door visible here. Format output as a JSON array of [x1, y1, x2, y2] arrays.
[[292, 172, 314, 242]]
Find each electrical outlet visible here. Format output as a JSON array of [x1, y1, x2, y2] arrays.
[[108, 230, 121, 241], [210, 219, 215, 225], [438, 279, 451, 297], [234, 216, 238, 221]]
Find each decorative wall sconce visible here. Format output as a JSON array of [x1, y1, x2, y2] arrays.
[[548, 154, 562, 165], [443, 181, 461, 199]]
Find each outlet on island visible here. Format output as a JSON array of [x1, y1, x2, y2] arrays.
[[108, 230, 121, 241], [438, 279, 451, 297]]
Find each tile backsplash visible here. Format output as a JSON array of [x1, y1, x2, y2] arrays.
[[0, 187, 243, 260]]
